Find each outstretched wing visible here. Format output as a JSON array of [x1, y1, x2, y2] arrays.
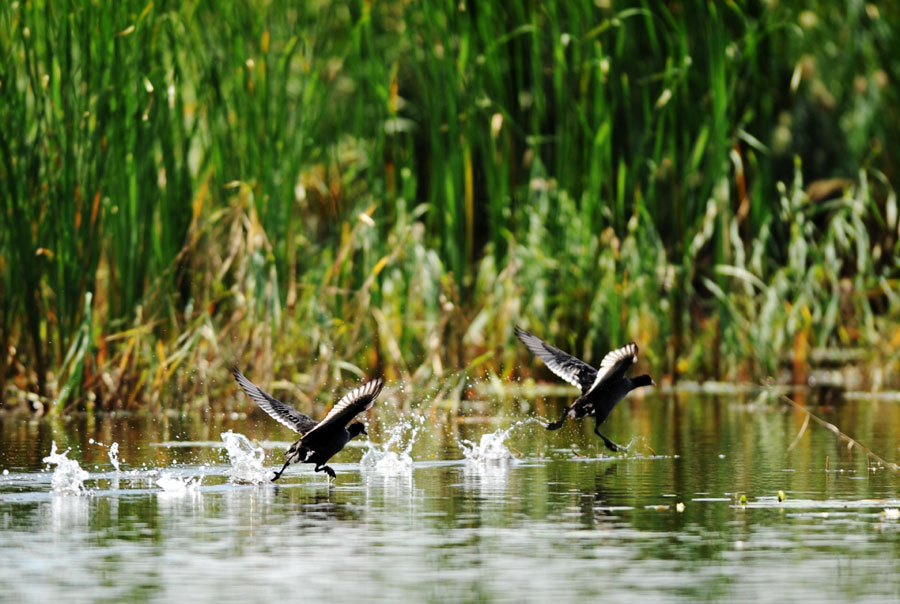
[[584, 342, 638, 396], [305, 378, 384, 436], [232, 366, 318, 435], [514, 326, 597, 394]]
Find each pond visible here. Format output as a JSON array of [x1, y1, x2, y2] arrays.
[[1, 388, 899, 603]]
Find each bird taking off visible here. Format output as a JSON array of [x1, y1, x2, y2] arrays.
[[232, 366, 384, 480], [514, 326, 654, 452]]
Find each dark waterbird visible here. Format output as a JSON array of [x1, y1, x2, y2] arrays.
[[232, 367, 384, 480], [515, 326, 654, 452]]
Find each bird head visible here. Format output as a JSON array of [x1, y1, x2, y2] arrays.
[[633, 374, 655, 388], [348, 422, 368, 438]]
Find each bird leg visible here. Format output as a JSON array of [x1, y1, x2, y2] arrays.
[[271, 458, 291, 482], [545, 407, 570, 431], [315, 465, 337, 479], [594, 423, 626, 453]]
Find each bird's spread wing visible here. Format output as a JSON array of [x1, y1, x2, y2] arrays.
[[232, 367, 318, 435], [305, 378, 384, 436], [514, 326, 597, 394], [584, 342, 638, 396]]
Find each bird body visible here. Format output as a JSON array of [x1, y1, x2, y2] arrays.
[[232, 367, 384, 480], [515, 326, 654, 452]]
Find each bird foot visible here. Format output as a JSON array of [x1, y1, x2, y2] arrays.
[[598, 435, 627, 454], [605, 438, 632, 454], [594, 427, 627, 454], [272, 459, 291, 482], [315, 465, 337, 479]]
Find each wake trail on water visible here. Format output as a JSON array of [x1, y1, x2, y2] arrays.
[[459, 417, 543, 465], [156, 472, 202, 494], [42, 439, 208, 496], [37, 414, 550, 497]]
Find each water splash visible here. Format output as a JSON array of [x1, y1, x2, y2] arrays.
[[459, 418, 540, 465], [156, 472, 201, 494], [221, 431, 273, 484], [460, 430, 513, 464], [42, 442, 90, 495], [88, 438, 123, 472], [360, 416, 424, 476], [108, 442, 121, 472]]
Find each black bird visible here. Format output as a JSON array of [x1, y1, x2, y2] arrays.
[[232, 367, 384, 480], [515, 325, 654, 452]]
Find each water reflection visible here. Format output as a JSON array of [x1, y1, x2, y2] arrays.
[[0, 392, 899, 601], [156, 482, 204, 518], [462, 459, 511, 498], [46, 493, 91, 533]]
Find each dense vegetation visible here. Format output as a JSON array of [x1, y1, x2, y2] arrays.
[[2, 1, 900, 413]]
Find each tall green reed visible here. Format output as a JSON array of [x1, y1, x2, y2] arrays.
[[2, 1, 900, 410]]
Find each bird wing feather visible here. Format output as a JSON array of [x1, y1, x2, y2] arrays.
[[304, 378, 384, 437], [514, 326, 598, 394], [232, 367, 318, 435], [584, 342, 638, 396]]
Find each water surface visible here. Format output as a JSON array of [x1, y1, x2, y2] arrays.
[[1, 390, 899, 603]]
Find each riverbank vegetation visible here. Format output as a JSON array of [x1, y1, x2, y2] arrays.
[[2, 1, 899, 413]]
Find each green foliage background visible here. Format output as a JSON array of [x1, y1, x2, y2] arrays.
[[2, 1, 900, 412]]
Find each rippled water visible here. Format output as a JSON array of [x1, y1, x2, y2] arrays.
[[1, 390, 899, 603]]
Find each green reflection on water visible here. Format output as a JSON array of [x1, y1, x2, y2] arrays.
[[1, 392, 899, 602]]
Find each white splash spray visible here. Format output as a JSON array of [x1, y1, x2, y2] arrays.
[[108, 442, 121, 472], [460, 429, 514, 464], [459, 418, 542, 465], [43, 442, 90, 495], [221, 431, 273, 484], [360, 415, 425, 476], [88, 438, 123, 472], [156, 472, 202, 493]]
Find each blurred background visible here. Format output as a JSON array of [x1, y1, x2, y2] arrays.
[[2, 0, 899, 414]]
